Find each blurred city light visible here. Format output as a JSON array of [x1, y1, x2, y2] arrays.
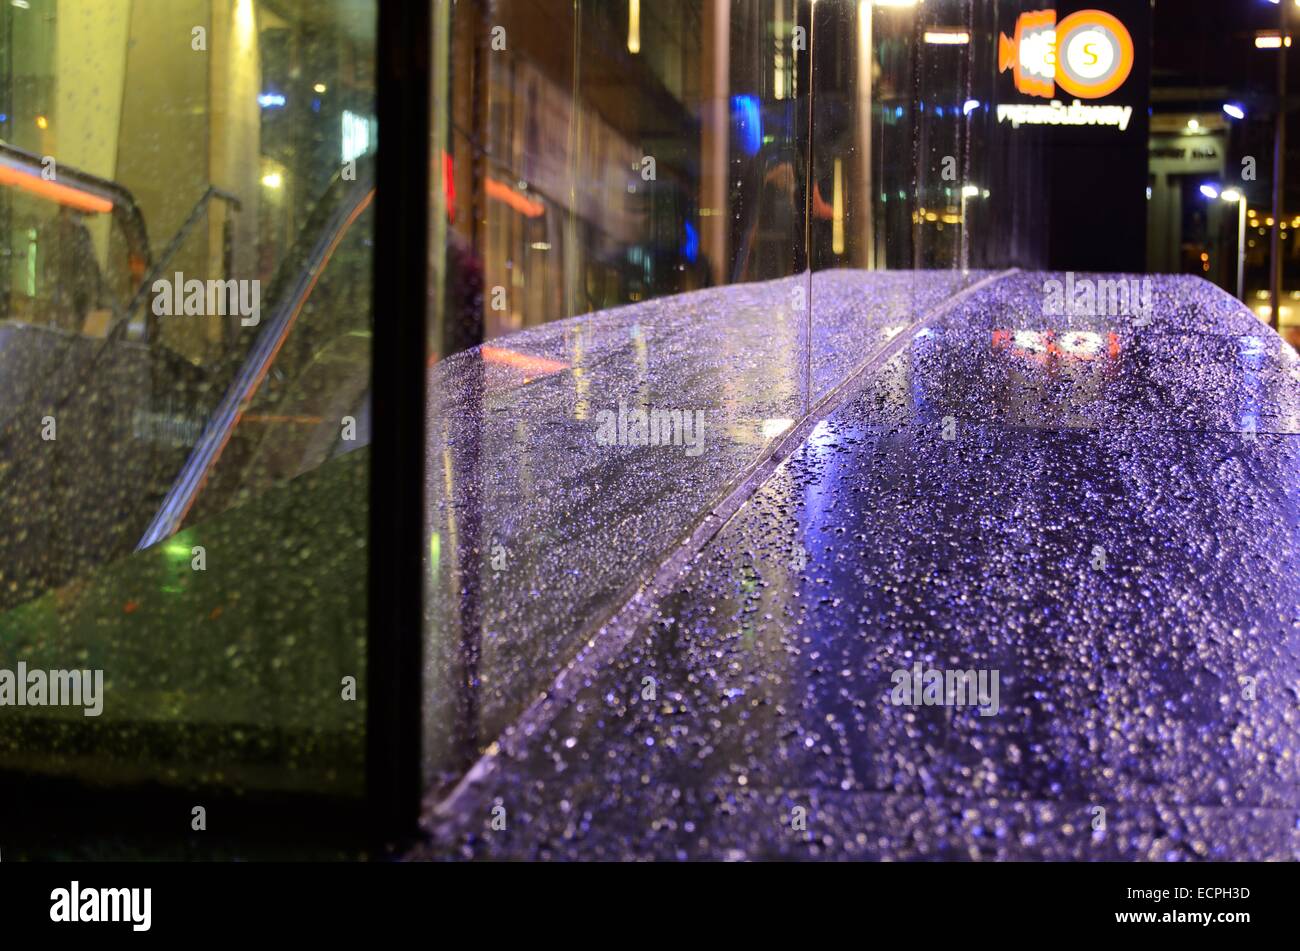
[[924, 29, 969, 44], [627, 0, 640, 54], [1255, 32, 1292, 48]]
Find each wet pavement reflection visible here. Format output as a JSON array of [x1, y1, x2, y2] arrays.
[[421, 272, 1300, 860]]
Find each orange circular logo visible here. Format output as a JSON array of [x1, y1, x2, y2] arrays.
[[1054, 10, 1135, 99]]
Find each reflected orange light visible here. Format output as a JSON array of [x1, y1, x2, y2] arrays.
[[0, 164, 114, 214], [485, 178, 545, 218], [993, 328, 1121, 363], [812, 182, 833, 219], [442, 150, 456, 223], [480, 345, 568, 376]]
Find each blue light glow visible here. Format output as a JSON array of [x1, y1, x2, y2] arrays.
[[731, 95, 762, 157], [683, 220, 699, 264]]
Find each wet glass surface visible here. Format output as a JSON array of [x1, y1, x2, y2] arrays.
[[428, 0, 819, 785], [423, 272, 1300, 860], [423, 0, 1040, 791], [423, 269, 982, 785], [0, 0, 377, 810], [896, 274, 1300, 435], [1, 452, 367, 795]]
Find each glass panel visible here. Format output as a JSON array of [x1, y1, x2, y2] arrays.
[[966, 0, 1050, 273], [427, 0, 815, 788], [803, 0, 1051, 401], [0, 0, 377, 831], [912, 0, 971, 274], [423, 0, 1057, 798]]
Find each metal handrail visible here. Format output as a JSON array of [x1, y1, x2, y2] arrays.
[[136, 169, 374, 551], [112, 185, 242, 343], [0, 141, 152, 271]]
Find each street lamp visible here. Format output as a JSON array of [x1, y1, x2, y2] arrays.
[[960, 184, 981, 273], [1221, 100, 1249, 302], [1220, 188, 1248, 302], [1200, 185, 1248, 302]]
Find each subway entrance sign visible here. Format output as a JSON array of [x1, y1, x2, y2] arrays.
[[994, 2, 1152, 271]]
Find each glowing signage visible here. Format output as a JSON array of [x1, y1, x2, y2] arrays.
[[997, 8, 1136, 130], [996, 99, 1132, 130], [1000, 9, 1057, 98]]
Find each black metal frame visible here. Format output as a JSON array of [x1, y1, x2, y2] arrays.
[[366, 0, 431, 848]]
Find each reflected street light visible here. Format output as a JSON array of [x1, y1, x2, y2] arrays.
[[1221, 187, 1248, 302], [923, 29, 969, 44]]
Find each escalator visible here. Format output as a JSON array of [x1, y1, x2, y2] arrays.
[[137, 166, 375, 548], [0, 148, 377, 796], [0, 144, 375, 614]]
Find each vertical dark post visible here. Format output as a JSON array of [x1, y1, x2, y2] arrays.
[[800, 0, 815, 414], [368, 0, 431, 847], [1272, 1, 1287, 332]]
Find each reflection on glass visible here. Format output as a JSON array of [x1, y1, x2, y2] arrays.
[[420, 2, 1049, 798], [425, 0, 818, 789], [0, 0, 377, 815]]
